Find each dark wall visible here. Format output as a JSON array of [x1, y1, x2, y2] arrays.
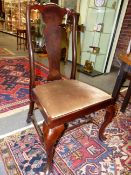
[[116, 0, 131, 53]]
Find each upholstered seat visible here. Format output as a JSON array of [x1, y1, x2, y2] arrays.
[[33, 79, 111, 120]]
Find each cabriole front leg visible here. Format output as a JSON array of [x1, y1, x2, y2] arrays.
[[99, 105, 115, 141], [42, 124, 65, 175]]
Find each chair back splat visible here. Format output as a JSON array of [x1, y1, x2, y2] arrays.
[[26, 4, 77, 82], [26, 3, 115, 175]]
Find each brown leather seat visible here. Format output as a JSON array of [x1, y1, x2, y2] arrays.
[[34, 80, 111, 120], [26, 3, 115, 175]]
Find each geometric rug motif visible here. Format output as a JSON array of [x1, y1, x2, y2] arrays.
[[0, 48, 15, 56], [0, 97, 131, 175], [0, 56, 48, 117]]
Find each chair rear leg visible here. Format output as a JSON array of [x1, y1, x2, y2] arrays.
[[121, 81, 131, 112], [27, 101, 35, 123], [99, 105, 115, 141], [42, 123, 65, 175], [112, 70, 127, 100]]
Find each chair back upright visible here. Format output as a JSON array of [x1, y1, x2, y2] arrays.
[[26, 3, 77, 89]]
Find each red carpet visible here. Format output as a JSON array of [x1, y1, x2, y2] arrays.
[[0, 97, 131, 175], [0, 56, 48, 117]]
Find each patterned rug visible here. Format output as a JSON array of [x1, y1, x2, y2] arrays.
[[0, 97, 130, 175], [0, 48, 15, 56], [0, 56, 48, 117]]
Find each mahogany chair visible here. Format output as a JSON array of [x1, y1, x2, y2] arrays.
[[26, 3, 115, 175]]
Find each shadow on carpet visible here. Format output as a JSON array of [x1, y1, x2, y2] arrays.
[[0, 96, 130, 175]]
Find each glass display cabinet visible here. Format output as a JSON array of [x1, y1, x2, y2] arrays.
[[78, 0, 124, 74], [4, 0, 29, 34], [3, 0, 50, 34]]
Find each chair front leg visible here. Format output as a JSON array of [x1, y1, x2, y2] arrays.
[[42, 123, 65, 175], [112, 65, 127, 100], [99, 105, 115, 141]]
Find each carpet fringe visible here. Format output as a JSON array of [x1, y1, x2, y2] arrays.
[[3, 48, 15, 55], [0, 120, 43, 139], [0, 56, 28, 60], [0, 105, 29, 119]]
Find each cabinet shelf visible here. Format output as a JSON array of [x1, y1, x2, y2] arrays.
[[86, 30, 110, 34], [87, 50, 104, 55], [88, 6, 116, 10]]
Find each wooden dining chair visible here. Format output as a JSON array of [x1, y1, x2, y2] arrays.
[[26, 3, 115, 175]]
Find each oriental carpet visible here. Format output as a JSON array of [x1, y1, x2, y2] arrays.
[[0, 56, 48, 118], [0, 48, 15, 56], [0, 97, 130, 175]]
